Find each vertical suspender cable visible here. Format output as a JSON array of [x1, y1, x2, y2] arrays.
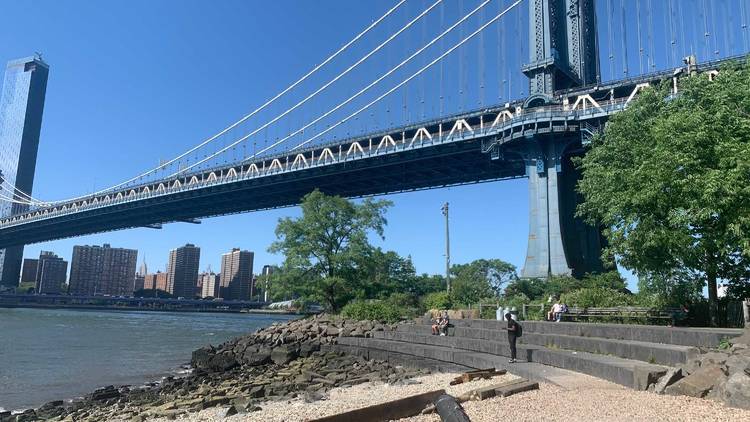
[[479, 3, 485, 107], [668, 0, 677, 67], [620, 0, 629, 76], [607, 0, 615, 79], [742, 0, 750, 53], [458, 0, 465, 111], [499, 0, 506, 101], [439, 0, 445, 115], [724, 0, 734, 57], [646, 0, 656, 70], [701, 0, 710, 60], [636, 0, 644, 74]]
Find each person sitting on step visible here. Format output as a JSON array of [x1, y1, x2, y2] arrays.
[[438, 311, 450, 336], [431, 314, 443, 335], [547, 301, 561, 321]]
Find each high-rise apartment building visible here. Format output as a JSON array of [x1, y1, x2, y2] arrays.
[[20, 258, 38, 284], [166, 244, 200, 298], [35, 251, 67, 294], [0, 56, 49, 287], [219, 248, 253, 300], [199, 272, 220, 298], [68, 244, 137, 296]]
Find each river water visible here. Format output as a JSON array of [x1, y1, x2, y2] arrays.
[[0, 308, 296, 411]]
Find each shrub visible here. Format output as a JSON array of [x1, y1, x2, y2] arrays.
[[421, 291, 452, 311], [560, 287, 636, 308], [340, 300, 402, 323]]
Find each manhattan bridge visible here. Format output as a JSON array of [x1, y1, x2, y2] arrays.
[[0, 0, 748, 279]]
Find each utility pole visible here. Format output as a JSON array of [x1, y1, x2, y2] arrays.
[[441, 202, 451, 293]]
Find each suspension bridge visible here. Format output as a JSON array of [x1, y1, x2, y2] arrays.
[[1, 0, 748, 279]]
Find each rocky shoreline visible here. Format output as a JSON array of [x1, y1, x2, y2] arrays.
[[0, 314, 415, 422]]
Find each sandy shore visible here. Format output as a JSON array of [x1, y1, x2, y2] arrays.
[[146, 371, 750, 422]]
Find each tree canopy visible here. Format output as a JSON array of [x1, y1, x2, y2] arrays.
[[268, 190, 392, 311], [576, 62, 750, 325]]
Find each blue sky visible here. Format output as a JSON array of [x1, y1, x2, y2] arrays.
[[1, 0, 747, 290]]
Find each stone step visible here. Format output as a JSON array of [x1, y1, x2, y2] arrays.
[[373, 330, 536, 362], [338, 336, 668, 390], [397, 323, 698, 366], [432, 319, 740, 348], [520, 332, 699, 366], [335, 337, 593, 387]]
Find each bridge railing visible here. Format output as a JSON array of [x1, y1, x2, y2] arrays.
[[0, 98, 637, 229]]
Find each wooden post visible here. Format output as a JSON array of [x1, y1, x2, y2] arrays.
[[434, 394, 471, 422]]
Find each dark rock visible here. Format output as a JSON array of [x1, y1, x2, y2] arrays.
[[720, 372, 750, 410], [654, 368, 683, 394], [666, 365, 726, 398], [242, 347, 271, 366], [271, 345, 298, 365], [191, 345, 216, 370], [208, 353, 238, 372]]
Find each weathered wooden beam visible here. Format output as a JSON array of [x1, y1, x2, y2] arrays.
[[310, 389, 445, 422]]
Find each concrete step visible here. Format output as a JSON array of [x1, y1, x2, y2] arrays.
[[397, 323, 699, 366], [335, 337, 602, 387], [373, 330, 536, 362], [520, 332, 698, 366], [436, 319, 741, 348], [339, 336, 668, 390]]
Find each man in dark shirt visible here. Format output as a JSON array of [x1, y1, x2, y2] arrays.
[[505, 312, 519, 363]]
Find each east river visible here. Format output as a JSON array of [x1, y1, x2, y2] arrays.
[[0, 307, 296, 411]]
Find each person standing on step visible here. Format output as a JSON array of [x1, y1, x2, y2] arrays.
[[504, 312, 520, 363]]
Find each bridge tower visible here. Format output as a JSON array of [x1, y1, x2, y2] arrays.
[[520, 0, 603, 278]]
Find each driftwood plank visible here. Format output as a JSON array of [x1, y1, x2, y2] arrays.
[[310, 389, 445, 422]]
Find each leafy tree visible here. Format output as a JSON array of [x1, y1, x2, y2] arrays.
[[350, 248, 417, 299], [449, 259, 517, 305], [268, 190, 392, 311], [636, 269, 704, 308], [581, 271, 629, 292], [503, 278, 547, 301], [576, 63, 750, 325]]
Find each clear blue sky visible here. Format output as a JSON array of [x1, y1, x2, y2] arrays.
[[1, 0, 747, 290]]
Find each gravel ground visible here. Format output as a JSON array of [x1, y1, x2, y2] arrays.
[[149, 372, 750, 422]]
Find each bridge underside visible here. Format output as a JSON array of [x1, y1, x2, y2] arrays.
[[0, 139, 527, 248]]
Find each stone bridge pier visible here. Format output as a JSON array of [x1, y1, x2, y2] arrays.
[[520, 137, 604, 279]]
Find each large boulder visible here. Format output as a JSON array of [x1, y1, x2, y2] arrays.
[[719, 372, 750, 410], [242, 346, 272, 366], [191, 345, 216, 370], [665, 365, 726, 398], [653, 368, 684, 394], [207, 352, 238, 372], [725, 354, 750, 376], [270, 345, 298, 365]]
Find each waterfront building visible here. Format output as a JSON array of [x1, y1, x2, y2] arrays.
[[68, 244, 138, 296], [20, 258, 38, 284], [219, 248, 253, 300], [35, 251, 67, 294], [199, 272, 220, 298], [133, 274, 145, 292], [143, 271, 168, 292], [0, 56, 49, 288], [166, 244, 200, 298]]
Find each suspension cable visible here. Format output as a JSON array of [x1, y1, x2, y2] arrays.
[[291, 0, 524, 152], [179, 0, 498, 176], [44, 0, 407, 205]]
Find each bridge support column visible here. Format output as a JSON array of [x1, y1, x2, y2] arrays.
[[522, 142, 571, 278]]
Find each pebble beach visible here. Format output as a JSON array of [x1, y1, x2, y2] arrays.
[[147, 371, 750, 422]]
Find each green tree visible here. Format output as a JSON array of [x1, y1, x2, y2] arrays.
[[268, 190, 392, 311], [449, 259, 517, 305], [577, 64, 750, 326], [503, 277, 547, 301]]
